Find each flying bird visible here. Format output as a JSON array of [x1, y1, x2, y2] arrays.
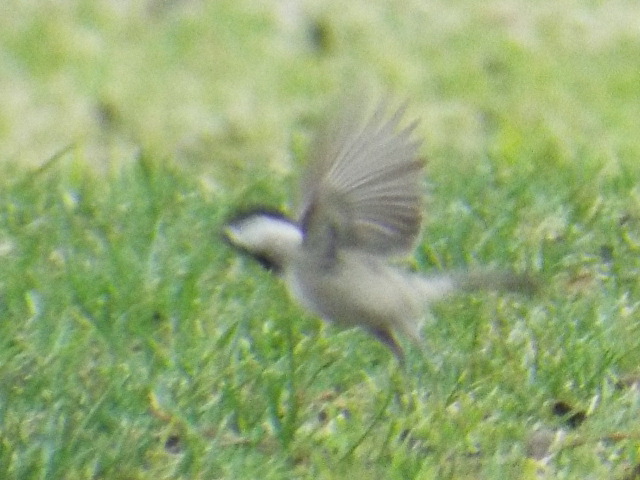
[[223, 101, 533, 364]]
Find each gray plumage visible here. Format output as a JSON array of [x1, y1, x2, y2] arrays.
[[223, 101, 534, 364]]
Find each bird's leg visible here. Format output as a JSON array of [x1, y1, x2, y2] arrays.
[[368, 327, 405, 367]]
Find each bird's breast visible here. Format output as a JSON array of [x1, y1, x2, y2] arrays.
[[284, 253, 425, 331]]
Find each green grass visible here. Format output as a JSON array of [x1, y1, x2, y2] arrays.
[[2, 0, 640, 478]]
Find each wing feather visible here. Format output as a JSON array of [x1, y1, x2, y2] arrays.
[[299, 101, 425, 257]]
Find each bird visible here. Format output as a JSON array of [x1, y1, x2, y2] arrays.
[[222, 100, 534, 364]]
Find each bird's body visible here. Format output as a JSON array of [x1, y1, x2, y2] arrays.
[[290, 250, 423, 332], [223, 100, 532, 363]]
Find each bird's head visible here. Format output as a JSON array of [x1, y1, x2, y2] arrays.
[[222, 210, 303, 273]]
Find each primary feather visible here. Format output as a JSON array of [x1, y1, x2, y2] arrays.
[[298, 101, 424, 259]]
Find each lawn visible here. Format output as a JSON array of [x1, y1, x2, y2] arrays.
[[1, 0, 640, 478]]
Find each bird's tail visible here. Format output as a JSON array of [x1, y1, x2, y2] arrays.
[[412, 269, 538, 302]]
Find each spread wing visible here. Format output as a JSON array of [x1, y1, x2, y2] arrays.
[[298, 101, 425, 258]]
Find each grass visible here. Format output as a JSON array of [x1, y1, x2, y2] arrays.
[[1, 0, 640, 478]]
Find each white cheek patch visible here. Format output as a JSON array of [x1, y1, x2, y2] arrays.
[[230, 216, 302, 250], [223, 213, 303, 271]]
